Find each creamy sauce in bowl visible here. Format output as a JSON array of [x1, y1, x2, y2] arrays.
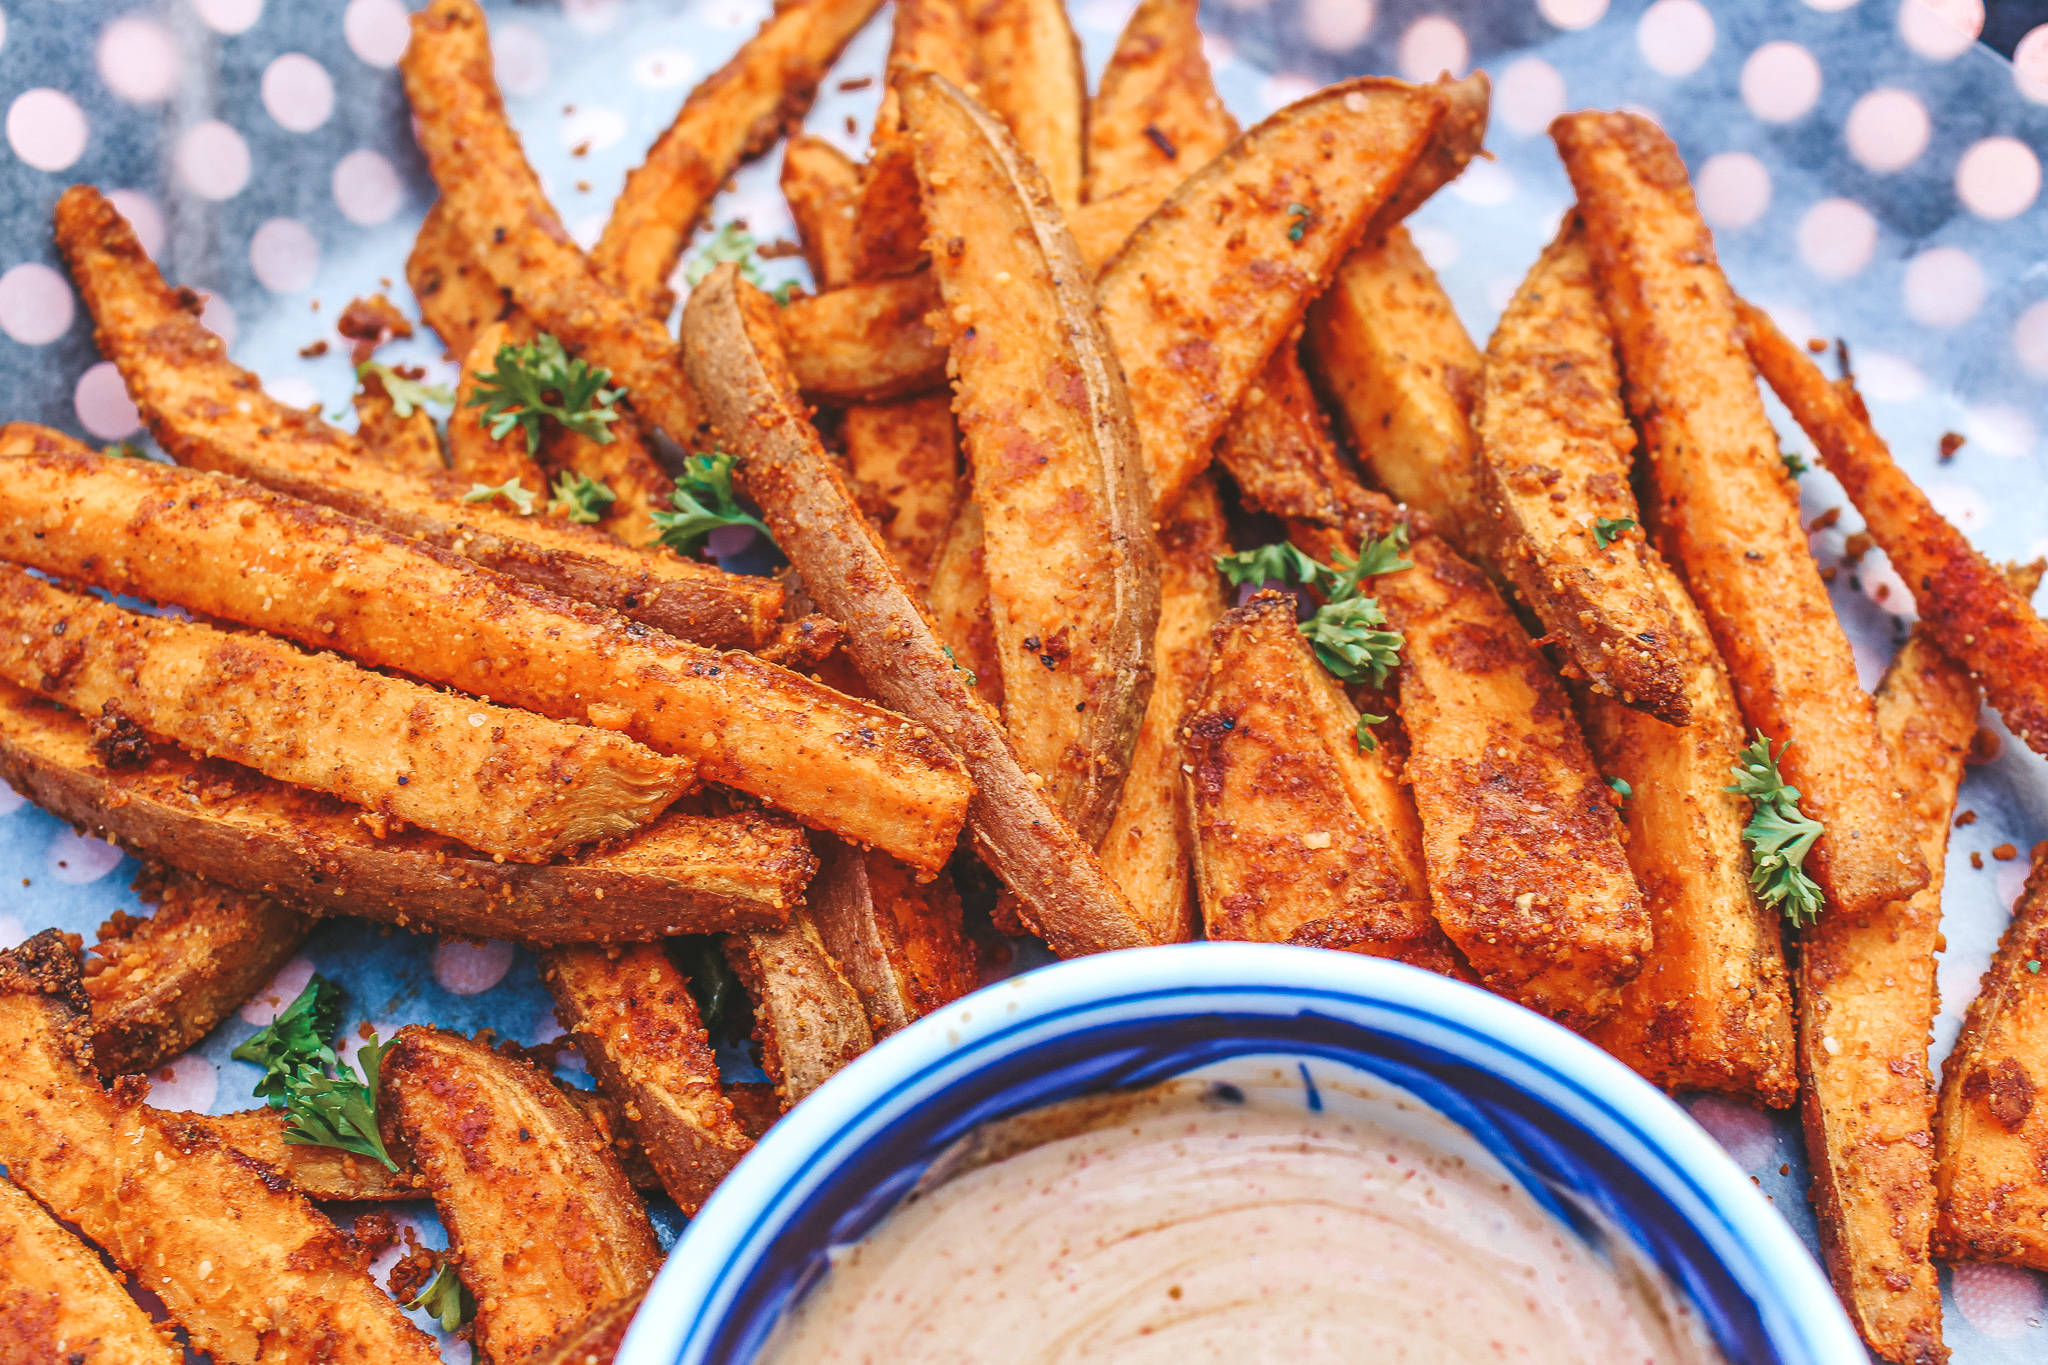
[[760, 1075, 1724, 1365]]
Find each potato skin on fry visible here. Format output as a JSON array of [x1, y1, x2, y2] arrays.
[[906, 71, 1160, 844], [384, 1026, 663, 1365], [1553, 111, 1925, 921], [0, 1174, 182, 1365], [724, 910, 875, 1106], [0, 931, 442, 1365], [809, 838, 979, 1035], [1478, 219, 1689, 726], [1086, 0, 1236, 203]]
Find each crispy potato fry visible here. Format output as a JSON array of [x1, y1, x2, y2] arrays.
[[385, 1026, 663, 1364], [1184, 593, 1458, 972], [1097, 77, 1446, 511], [592, 0, 885, 316], [967, 0, 1086, 209], [1, 1173, 182, 1364], [783, 134, 865, 292], [1554, 111, 1925, 920], [1578, 549, 1796, 1102], [683, 264, 1150, 955], [530, 1289, 645, 1365], [447, 318, 549, 488], [1086, 0, 1236, 203], [408, 198, 509, 360], [1305, 224, 1484, 546], [1793, 630, 1976, 1361], [1361, 72, 1489, 243], [1479, 219, 1690, 724], [0, 931, 441, 1365], [842, 393, 960, 577], [1741, 299, 2048, 762], [854, 0, 982, 281], [0, 566, 686, 862], [178, 1108, 418, 1201], [353, 368, 447, 475], [0, 452, 969, 871], [541, 411, 676, 551], [400, 0, 703, 445], [809, 838, 978, 1035], [542, 942, 755, 1214], [85, 862, 316, 1078], [780, 274, 950, 402], [725, 910, 874, 1105], [0, 679, 812, 942], [906, 72, 1159, 842], [1098, 474, 1231, 945], [922, 494, 1007, 711], [1213, 337, 1366, 528]]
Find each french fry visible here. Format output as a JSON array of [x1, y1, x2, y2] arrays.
[[782, 134, 865, 292], [922, 494, 1007, 711], [0, 565, 687, 862], [1184, 593, 1459, 973], [682, 264, 1151, 955], [1214, 337, 1369, 528], [530, 1289, 645, 1365], [1098, 474, 1231, 945], [1577, 548, 1796, 1103], [0, 931, 442, 1365], [541, 409, 677, 551], [542, 942, 756, 1215], [384, 1026, 663, 1364], [780, 274, 950, 402], [177, 1108, 418, 1201], [1086, 0, 1236, 203], [724, 910, 875, 1105], [353, 368, 447, 475], [809, 838, 979, 1035], [84, 862, 316, 1079], [842, 394, 960, 578], [906, 71, 1160, 842], [592, 0, 886, 316], [1742, 298, 2048, 762], [0, 452, 971, 871], [1478, 219, 1690, 725], [0, 1172, 182, 1364], [408, 197, 513, 361], [1305, 224, 1485, 547], [0, 678, 815, 942], [1097, 77, 1447, 510], [447, 317, 551, 489], [853, 0, 982, 281], [967, 0, 1087, 209], [400, 0, 704, 445], [1555, 113, 1925, 921]]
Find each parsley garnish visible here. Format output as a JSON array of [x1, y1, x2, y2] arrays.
[[466, 333, 624, 455], [464, 479, 537, 514], [1783, 449, 1810, 477], [548, 471, 617, 524], [405, 1263, 476, 1332], [1592, 516, 1636, 548], [683, 222, 802, 303], [1216, 530, 1414, 689], [1355, 711, 1387, 753], [942, 643, 979, 688], [1286, 203, 1312, 242], [2028, 959, 2042, 974], [1607, 774, 1633, 810], [1215, 542, 1326, 591], [231, 975, 398, 1172], [1304, 595, 1404, 687], [102, 440, 144, 460], [1726, 733, 1826, 926], [650, 451, 772, 555], [673, 936, 743, 1041], [358, 361, 455, 418]]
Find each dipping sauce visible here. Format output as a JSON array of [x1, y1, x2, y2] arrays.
[[760, 1079, 1724, 1365]]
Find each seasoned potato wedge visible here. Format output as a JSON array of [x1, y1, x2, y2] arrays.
[[1578, 548, 1795, 1103], [682, 264, 1151, 956], [854, 0, 982, 281], [353, 368, 446, 476], [447, 318, 549, 488], [968, 0, 1087, 209], [385, 1026, 663, 1364], [1553, 110, 1924, 920], [177, 1108, 419, 1201], [1099, 475, 1232, 946], [922, 494, 1007, 711], [85, 863, 316, 1079], [810, 839, 979, 1036], [1478, 219, 1690, 725], [842, 393, 960, 578], [1214, 338, 1367, 528], [530, 1289, 645, 1365], [782, 134, 865, 292], [0, 679, 813, 942], [725, 910, 875, 1106], [780, 274, 950, 402], [1, 1173, 180, 1365], [906, 71, 1159, 842], [0, 931, 441, 1365], [1086, 0, 1236, 203], [1184, 593, 1457, 972], [407, 197, 511, 360]]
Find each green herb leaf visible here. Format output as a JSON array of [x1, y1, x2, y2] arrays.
[[1321, 527, 1414, 600], [281, 1036, 398, 1173], [1782, 448, 1810, 477], [1592, 516, 1637, 549], [405, 1262, 476, 1333], [1726, 733, 1827, 926], [358, 361, 455, 419], [547, 471, 617, 524], [649, 451, 772, 555], [1286, 203, 1312, 243], [686, 221, 768, 290], [1607, 774, 1633, 809], [941, 643, 979, 689], [465, 333, 624, 455], [1302, 596, 1405, 688], [672, 937, 742, 1040], [463, 479, 537, 515], [102, 440, 145, 460], [1355, 711, 1388, 754], [771, 280, 801, 306], [232, 976, 344, 1108], [1214, 542, 1324, 590], [2028, 959, 2041, 974]]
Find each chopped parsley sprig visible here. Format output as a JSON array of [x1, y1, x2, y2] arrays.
[[650, 451, 773, 555], [1592, 516, 1636, 549], [1304, 595, 1404, 687], [548, 471, 617, 524], [405, 1263, 476, 1332], [231, 975, 398, 1172], [463, 478, 537, 515], [685, 222, 800, 304], [466, 333, 624, 455], [1726, 733, 1826, 926], [358, 361, 455, 418]]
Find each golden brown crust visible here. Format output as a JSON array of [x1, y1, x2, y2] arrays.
[[1086, 0, 1236, 203], [0, 932, 441, 1365], [854, 0, 981, 282], [967, 0, 1087, 209], [921, 493, 1007, 711], [85, 862, 316, 1078], [841, 393, 960, 579], [906, 71, 1161, 843], [384, 1026, 662, 1364], [724, 910, 875, 1106], [0, 1174, 183, 1365], [1478, 219, 1690, 725], [528, 1287, 645, 1365], [177, 1108, 419, 1201], [447, 318, 550, 488], [1213, 338, 1367, 528], [0, 679, 812, 941], [782, 134, 865, 292], [1552, 110, 1926, 920], [780, 274, 950, 402], [408, 197, 512, 360], [353, 369, 447, 476], [808, 839, 978, 1035], [684, 264, 1150, 956]]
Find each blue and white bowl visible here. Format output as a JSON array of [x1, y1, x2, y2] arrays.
[[619, 944, 1861, 1365]]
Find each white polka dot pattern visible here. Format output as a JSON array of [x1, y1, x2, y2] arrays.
[[1797, 197, 1879, 278], [1397, 15, 1468, 82], [1846, 87, 1931, 172], [1636, 0, 1715, 77], [175, 119, 252, 200], [7, 88, 89, 171], [1697, 151, 1771, 228], [432, 938, 516, 995], [249, 218, 321, 293], [263, 53, 337, 133], [73, 361, 139, 439], [1495, 57, 1566, 136], [96, 16, 180, 105], [1740, 42, 1821, 123]]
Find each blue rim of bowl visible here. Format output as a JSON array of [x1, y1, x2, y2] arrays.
[[617, 943, 1858, 1365]]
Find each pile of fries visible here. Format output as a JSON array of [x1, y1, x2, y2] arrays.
[[1, 0, 2046, 1360]]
